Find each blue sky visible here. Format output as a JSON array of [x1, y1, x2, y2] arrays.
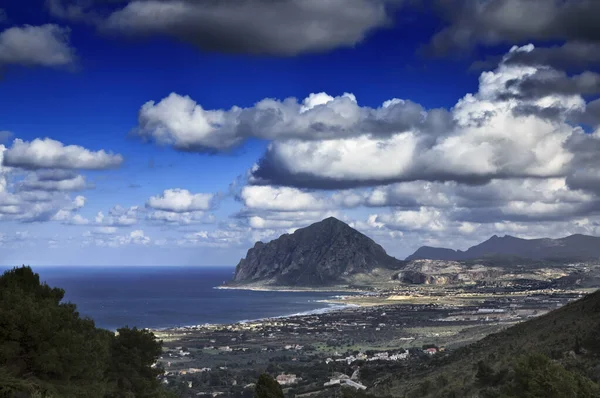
[[1, 0, 600, 265]]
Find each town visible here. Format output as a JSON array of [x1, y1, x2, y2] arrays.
[[153, 282, 587, 397]]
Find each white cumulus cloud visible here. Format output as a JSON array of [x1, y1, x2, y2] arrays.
[[240, 186, 329, 212], [3, 138, 123, 170], [146, 189, 214, 212]]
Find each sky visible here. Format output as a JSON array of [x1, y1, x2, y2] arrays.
[[1, 0, 600, 266]]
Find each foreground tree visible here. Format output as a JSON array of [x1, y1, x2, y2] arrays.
[[0, 266, 174, 398], [107, 327, 164, 397]]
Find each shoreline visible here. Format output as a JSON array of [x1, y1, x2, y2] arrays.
[[214, 284, 367, 293], [151, 298, 365, 333]]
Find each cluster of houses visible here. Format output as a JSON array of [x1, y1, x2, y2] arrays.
[[276, 373, 302, 385], [324, 346, 447, 365], [324, 372, 367, 390], [197, 345, 250, 352], [326, 350, 410, 365], [178, 367, 212, 375], [284, 344, 304, 350], [163, 347, 192, 358]]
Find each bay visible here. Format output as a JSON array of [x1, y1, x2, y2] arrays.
[[0, 266, 350, 330]]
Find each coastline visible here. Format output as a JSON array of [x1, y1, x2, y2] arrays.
[[214, 284, 366, 293], [151, 300, 363, 333], [238, 302, 361, 323]]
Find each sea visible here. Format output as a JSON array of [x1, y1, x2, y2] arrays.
[[0, 266, 353, 331]]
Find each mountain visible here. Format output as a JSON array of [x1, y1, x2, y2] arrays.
[[406, 233, 600, 261], [405, 246, 465, 261], [370, 288, 600, 397], [231, 217, 405, 286]]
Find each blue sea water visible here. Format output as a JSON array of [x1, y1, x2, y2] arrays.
[[0, 266, 349, 331]]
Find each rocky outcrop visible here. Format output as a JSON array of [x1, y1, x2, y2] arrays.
[[232, 217, 405, 286], [395, 259, 503, 285], [406, 234, 600, 261]]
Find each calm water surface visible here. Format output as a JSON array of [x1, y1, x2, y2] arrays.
[[0, 266, 350, 330]]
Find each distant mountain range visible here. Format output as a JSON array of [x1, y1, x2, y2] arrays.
[[231, 217, 404, 286], [406, 234, 600, 261]]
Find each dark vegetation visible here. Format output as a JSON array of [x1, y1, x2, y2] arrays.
[[254, 374, 284, 398], [366, 288, 600, 397], [0, 265, 175, 398]]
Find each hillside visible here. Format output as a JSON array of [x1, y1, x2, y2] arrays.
[[231, 217, 405, 286], [406, 234, 600, 261], [366, 289, 600, 397]]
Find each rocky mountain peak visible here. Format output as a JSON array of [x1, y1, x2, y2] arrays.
[[321, 216, 345, 225], [305, 216, 356, 235], [231, 217, 405, 286]]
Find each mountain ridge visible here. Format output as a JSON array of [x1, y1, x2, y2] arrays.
[[406, 233, 600, 261]]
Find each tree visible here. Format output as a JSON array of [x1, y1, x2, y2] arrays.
[[0, 266, 111, 396], [254, 374, 284, 398], [107, 327, 164, 397], [0, 266, 174, 398]]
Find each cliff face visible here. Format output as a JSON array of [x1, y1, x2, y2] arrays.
[[406, 234, 600, 261], [232, 217, 405, 286]]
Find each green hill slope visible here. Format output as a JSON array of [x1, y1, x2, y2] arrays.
[[368, 290, 600, 397]]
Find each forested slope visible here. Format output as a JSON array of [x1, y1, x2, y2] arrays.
[[0, 266, 175, 398]]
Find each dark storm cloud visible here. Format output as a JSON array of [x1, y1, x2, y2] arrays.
[[565, 131, 600, 194], [502, 70, 600, 100], [511, 98, 600, 127], [473, 41, 600, 72], [503, 41, 600, 69], [451, 202, 600, 223], [0, 24, 76, 68], [511, 104, 567, 121], [578, 98, 600, 126], [48, 0, 400, 56], [428, 0, 600, 56]]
